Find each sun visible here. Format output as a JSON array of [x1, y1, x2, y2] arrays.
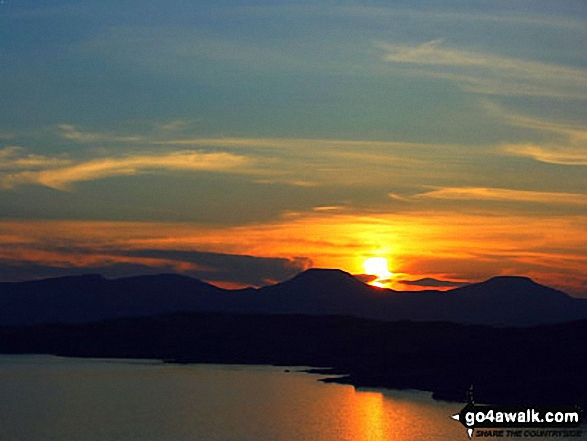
[[363, 257, 392, 287]]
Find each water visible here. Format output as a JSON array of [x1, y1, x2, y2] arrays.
[[0, 355, 583, 440]]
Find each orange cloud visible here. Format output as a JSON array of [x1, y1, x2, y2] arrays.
[[0, 146, 72, 170], [501, 143, 587, 166], [416, 187, 587, 205], [1, 150, 252, 190], [0, 209, 584, 295], [483, 102, 587, 166]]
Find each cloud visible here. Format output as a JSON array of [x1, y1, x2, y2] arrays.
[[0, 146, 24, 161], [0, 214, 585, 296], [307, 6, 587, 31], [353, 274, 378, 284], [486, 104, 585, 136], [387, 192, 410, 202], [313, 206, 344, 212], [416, 187, 587, 206], [502, 144, 587, 166], [155, 137, 452, 186], [397, 277, 468, 288], [1, 150, 253, 190], [0, 247, 311, 287], [0, 146, 72, 170], [58, 124, 143, 143], [484, 101, 587, 139], [156, 120, 191, 131], [375, 39, 587, 99], [483, 103, 587, 166], [156, 137, 435, 151], [53, 125, 439, 155], [1, 135, 454, 191], [121, 249, 311, 286]]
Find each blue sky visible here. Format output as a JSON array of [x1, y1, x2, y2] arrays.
[[0, 0, 586, 293]]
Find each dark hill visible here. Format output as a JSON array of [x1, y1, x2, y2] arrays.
[[0, 273, 226, 325], [255, 269, 383, 316], [1, 270, 586, 326], [419, 276, 581, 326]]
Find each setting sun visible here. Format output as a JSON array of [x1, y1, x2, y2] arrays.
[[363, 257, 393, 287]]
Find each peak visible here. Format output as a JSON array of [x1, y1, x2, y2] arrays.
[[300, 268, 353, 276], [40, 274, 106, 283], [483, 276, 537, 286], [290, 268, 356, 282], [118, 273, 198, 282], [283, 268, 376, 293], [463, 276, 552, 293], [454, 275, 570, 300], [113, 273, 215, 287]]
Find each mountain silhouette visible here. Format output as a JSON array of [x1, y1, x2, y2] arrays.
[[0, 269, 585, 326], [441, 276, 579, 325]]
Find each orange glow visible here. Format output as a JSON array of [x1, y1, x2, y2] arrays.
[[0, 209, 585, 295], [207, 280, 253, 290], [346, 391, 390, 440], [363, 257, 393, 288], [328, 388, 462, 440]]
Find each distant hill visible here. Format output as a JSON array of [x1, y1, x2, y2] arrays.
[[1, 269, 586, 326]]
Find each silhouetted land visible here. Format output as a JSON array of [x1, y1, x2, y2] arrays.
[[1, 269, 586, 326], [1, 313, 586, 406], [2, 270, 586, 406]]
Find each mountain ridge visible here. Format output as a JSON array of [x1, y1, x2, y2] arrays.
[[1, 269, 585, 326]]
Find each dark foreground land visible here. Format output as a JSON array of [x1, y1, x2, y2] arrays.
[[1, 313, 586, 405]]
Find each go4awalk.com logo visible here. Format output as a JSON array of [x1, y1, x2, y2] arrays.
[[451, 387, 584, 439]]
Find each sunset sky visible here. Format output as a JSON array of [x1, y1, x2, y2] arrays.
[[1, 1, 586, 295]]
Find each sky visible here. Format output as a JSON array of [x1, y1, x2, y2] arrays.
[[0, 0, 586, 295]]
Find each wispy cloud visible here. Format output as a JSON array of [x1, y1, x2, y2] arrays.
[[485, 102, 587, 137], [0, 245, 310, 287], [54, 125, 438, 153], [417, 187, 587, 206], [233, 5, 587, 35], [0, 135, 458, 191], [484, 102, 587, 166], [157, 137, 453, 184], [0, 146, 72, 170], [1, 150, 253, 190], [314, 6, 587, 31], [156, 120, 191, 131], [156, 137, 435, 150], [58, 124, 143, 143], [501, 144, 587, 166], [375, 39, 587, 99], [313, 205, 344, 212]]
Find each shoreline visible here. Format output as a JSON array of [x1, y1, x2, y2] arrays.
[[1, 312, 586, 406]]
